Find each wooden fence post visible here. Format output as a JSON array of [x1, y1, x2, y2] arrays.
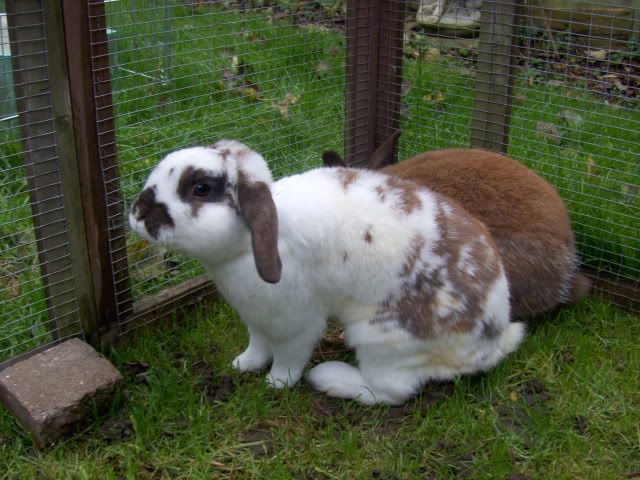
[[470, 0, 520, 153], [345, 0, 406, 166], [59, 0, 132, 344], [6, 0, 131, 346], [5, 0, 82, 341]]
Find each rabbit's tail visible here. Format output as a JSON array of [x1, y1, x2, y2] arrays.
[[564, 272, 592, 305], [499, 322, 526, 355]]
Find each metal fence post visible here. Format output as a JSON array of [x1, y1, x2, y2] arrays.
[[345, 0, 406, 166], [470, 0, 520, 153]]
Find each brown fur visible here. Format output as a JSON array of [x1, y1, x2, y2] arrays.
[[131, 187, 174, 239], [385, 176, 423, 215], [177, 166, 228, 217], [336, 169, 359, 191], [382, 149, 588, 318], [237, 172, 282, 284], [374, 194, 501, 338]]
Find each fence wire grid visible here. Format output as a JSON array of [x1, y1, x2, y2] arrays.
[[0, 0, 638, 367], [92, 0, 347, 334], [0, 1, 82, 364], [391, 0, 639, 306]]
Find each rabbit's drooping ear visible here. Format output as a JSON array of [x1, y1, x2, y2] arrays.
[[237, 176, 282, 284], [322, 150, 346, 167], [368, 131, 401, 170]]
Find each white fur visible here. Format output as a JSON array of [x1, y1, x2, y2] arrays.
[[129, 141, 523, 405]]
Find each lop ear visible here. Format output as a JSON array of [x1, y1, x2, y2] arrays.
[[368, 130, 401, 170], [322, 150, 346, 167], [237, 178, 282, 284]]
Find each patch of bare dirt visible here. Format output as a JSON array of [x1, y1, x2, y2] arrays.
[[99, 417, 134, 442], [240, 427, 275, 457], [191, 360, 236, 403]]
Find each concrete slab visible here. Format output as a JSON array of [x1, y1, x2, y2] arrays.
[[0, 338, 123, 447]]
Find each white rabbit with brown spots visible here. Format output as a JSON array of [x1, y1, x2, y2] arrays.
[[129, 140, 524, 405]]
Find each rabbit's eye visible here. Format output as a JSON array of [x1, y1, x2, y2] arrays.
[[193, 183, 211, 197]]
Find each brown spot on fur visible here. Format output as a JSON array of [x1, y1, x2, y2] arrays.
[[219, 149, 231, 163], [375, 185, 386, 202], [336, 168, 359, 191], [364, 228, 373, 244], [373, 196, 503, 339], [235, 148, 250, 161], [400, 234, 425, 277], [385, 176, 422, 215]]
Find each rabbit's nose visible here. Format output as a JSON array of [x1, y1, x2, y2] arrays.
[[131, 187, 156, 220], [131, 187, 174, 239]]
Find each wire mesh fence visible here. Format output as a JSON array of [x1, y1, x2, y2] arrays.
[[0, 1, 82, 364], [389, 0, 639, 307], [93, 0, 347, 334], [0, 0, 638, 367]]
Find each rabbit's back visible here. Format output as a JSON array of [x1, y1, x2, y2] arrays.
[[273, 167, 509, 340], [383, 149, 581, 318]]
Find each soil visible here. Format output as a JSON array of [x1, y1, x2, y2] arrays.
[[573, 415, 589, 435], [191, 360, 236, 403], [404, 21, 639, 105], [120, 361, 151, 385], [99, 417, 134, 442], [494, 378, 552, 449], [240, 428, 275, 457]]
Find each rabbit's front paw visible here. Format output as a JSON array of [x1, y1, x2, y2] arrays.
[[232, 349, 272, 373], [266, 367, 303, 389]]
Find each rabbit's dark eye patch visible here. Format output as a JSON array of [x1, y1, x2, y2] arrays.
[[178, 166, 228, 216]]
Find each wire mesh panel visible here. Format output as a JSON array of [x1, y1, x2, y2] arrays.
[[384, 0, 639, 308], [508, 1, 639, 307], [0, 1, 82, 364], [92, 0, 347, 334]]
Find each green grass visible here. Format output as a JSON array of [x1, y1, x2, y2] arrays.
[[1, 297, 639, 479], [1, 4, 639, 475]]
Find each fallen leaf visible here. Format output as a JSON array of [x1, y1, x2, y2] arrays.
[[271, 93, 299, 119], [5, 276, 20, 297], [560, 109, 584, 127], [221, 56, 262, 100], [536, 122, 563, 144], [423, 91, 445, 103], [586, 49, 608, 61], [425, 47, 440, 61], [620, 183, 638, 205], [315, 60, 331, 78], [510, 391, 519, 401]]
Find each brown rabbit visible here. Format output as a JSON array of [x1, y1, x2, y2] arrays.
[[322, 135, 591, 319]]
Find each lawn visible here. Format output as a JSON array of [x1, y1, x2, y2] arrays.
[[1, 297, 639, 479], [1, 1, 639, 477]]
